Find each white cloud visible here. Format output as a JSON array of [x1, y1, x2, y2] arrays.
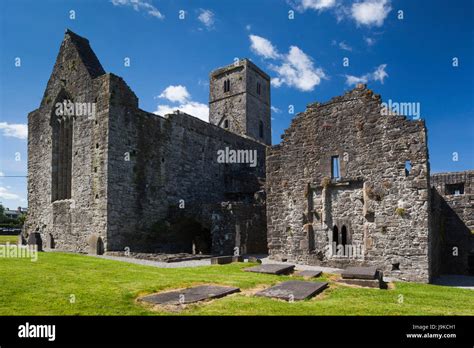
[[155, 102, 209, 122], [270, 46, 326, 92], [0, 122, 27, 140], [0, 187, 21, 200], [345, 75, 368, 86], [345, 64, 388, 86], [290, 0, 391, 28], [249, 35, 281, 60], [271, 106, 282, 113], [245, 24, 252, 31], [351, 0, 391, 27], [249, 35, 325, 92], [110, 0, 164, 19], [364, 36, 375, 46], [197, 9, 215, 29], [332, 40, 352, 51], [158, 85, 190, 103], [294, 0, 337, 11], [0, 172, 4, 177], [154, 85, 209, 122], [372, 64, 388, 83]]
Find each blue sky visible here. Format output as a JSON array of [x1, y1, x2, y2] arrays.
[[0, 0, 473, 209]]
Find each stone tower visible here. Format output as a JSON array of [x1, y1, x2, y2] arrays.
[[209, 59, 271, 145]]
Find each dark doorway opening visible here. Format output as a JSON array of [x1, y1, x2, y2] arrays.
[[341, 225, 348, 255], [468, 253, 474, 275], [332, 226, 339, 246]]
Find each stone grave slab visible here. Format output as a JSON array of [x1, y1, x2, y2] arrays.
[[244, 264, 295, 275], [232, 255, 244, 262], [256, 281, 328, 301], [295, 270, 322, 278], [341, 266, 379, 280], [211, 256, 233, 265], [211, 255, 244, 265], [337, 278, 387, 289], [139, 285, 240, 305]]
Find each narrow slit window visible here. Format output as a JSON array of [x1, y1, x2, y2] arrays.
[[257, 82, 261, 95], [224, 119, 229, 129], [259, 120, 264, 138], [52, 94, 73, 202], [332, 226, 339, 246], [405, 160, 412, 176], [331, 156, 340, 180], [223, 79, 230, 93]]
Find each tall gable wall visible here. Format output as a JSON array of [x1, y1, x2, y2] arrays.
[[266, 85, 432, 282]]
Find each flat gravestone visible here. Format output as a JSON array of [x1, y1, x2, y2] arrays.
[[341, 266, 379, 280], [337, 278, 387, 289], [139, 285, 240, 305], [244, 264, 295, 275], [296, 270, 322, 278], [210, 255, 244, 265], [256, 281, 328, 301]]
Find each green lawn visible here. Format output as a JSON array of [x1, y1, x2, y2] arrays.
[[0, 235, 18, 244], [0, 251, 472, 315]]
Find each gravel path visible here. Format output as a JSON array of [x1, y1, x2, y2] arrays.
[[91, 254, 212, 268], [78, 254, 474, 287], [89, 253, 346, 273], [258, 255, 343, 274]]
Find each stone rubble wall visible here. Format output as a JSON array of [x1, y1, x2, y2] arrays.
[[204, 201, 268, 256], [26, 31, 268, 256], [105, 76, 267, 253], [430, 171, 474, 274], [25, 32, 109, 253], [266, 85, 432, 282]]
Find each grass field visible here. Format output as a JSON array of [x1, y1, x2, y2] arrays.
[[0, 235, 18, 244], [0, 251, 472, 316]]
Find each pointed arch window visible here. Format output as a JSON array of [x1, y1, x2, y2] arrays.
[[341, 225, 348, 255], [332, 226, 339, 246], [51, 91, 73, 201]]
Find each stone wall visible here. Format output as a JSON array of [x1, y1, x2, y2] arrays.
[[266, 84, 432, 282], [205, 200, 267, 256], [25, 30, 109, 253], [430, 171, 474, 274], [106, 91, 267, 253], [26, 30, 268, 256]]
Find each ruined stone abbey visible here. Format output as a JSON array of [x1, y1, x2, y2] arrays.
[[24, 30, 473, 283]]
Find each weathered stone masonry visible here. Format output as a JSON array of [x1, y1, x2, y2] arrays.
[[266, 85, 433, 282], [25, 30, 472, 282], [25, 30, 269, 256], [430, 171, 474, 275]]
